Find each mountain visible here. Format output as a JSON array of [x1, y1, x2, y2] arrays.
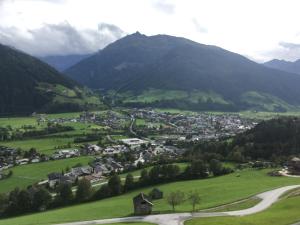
[[65, 32, 300, 112], [0, 44, 103, 115], [39, 54, 92, 72], [263, 59, 300, 75]]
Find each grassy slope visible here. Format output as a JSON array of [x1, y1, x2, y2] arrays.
[[1, 169, 300, 225], [186, 195, 300, 225], [0, 114, 104, 155], [0, 156, 93, 193]]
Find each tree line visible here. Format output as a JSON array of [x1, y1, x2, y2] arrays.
[[0, 159, 232, 218]]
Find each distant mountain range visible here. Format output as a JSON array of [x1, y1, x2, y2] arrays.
[[65, 32, 300, 112], [0, 44, 103, 115], [263, 59, 300, 75], [39, 54, 92, 72]]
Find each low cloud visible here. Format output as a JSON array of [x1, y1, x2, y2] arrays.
[[262, 41, 300, 62], [0, 22, 126, 56], [279, 41, 300, 50], [192, 18, 208, 33], [153, 0, 175, 14]]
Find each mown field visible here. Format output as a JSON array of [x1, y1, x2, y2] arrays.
[[186, 194, 300, 225], [0, 111, 117, 155], [0, 169, 300, 225], [0, 156, 94, 193]]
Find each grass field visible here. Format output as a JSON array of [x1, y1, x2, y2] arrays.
[[2, 137, 77, 155], [1, 169, 300, 225], [0, 156, 93, 193], [185, 195, 300, 225], [103, 223, 154, 225]]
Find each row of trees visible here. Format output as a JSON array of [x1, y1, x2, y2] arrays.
[[167, 190, 200, 211], [0, 160, 232, 218], [94, 160, 232, 201], [0, 123, 74, 141], [0, 178, 93, 217]]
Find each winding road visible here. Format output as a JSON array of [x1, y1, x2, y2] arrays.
[[57, 185, 300, 225]]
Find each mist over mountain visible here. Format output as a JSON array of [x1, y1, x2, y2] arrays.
[[40, 54, 92, 72]]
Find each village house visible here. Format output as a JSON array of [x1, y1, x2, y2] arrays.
[[47, 172, 63, 188], [133, 193, 153, 215]]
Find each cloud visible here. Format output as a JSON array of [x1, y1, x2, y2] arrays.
[[0, 22, 125, 56], [261, 41, 300, 62], [279, 41, 300, 50], [153, 0, 175, 14], [192, 18, 208, 33]]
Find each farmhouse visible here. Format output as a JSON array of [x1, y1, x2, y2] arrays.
[[133, 193, 153, 215]]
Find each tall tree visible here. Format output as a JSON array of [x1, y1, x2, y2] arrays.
[[32, 187, 52, 211], [76, 178, 92, 202], [124, 173, 135, 192], [108, 174, 122, 196], [188, 191, 201, 212], [209, 159, 223, 176], [139, 169, 149, 186], [57, 183, 73, 205], [166, 191, 185, 211]]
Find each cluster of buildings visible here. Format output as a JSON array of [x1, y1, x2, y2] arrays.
[[44, 156, 125, 189], [131, 108, 257, 141]]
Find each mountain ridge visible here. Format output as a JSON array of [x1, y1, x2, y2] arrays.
[[65, 33, 300, 112], [263, 59, 300, 75], [0, 43, 103, 115]]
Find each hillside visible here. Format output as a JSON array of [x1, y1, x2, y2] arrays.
[[263, 59, 300, 75], [65, 32, 300, 112], [232, 117, 300, 159], [0, 44, 103, 115], [39, 54, 92, 72]]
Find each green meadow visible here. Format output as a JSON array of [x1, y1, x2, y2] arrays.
[[186, 194, 300, 225], [1, 169, 300, 225], [0, 156, 93, 193]]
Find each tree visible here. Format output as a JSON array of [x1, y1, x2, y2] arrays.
[[209, 159, 223, 176], [57, 183, 73, 205], [185, 160, 208, 179], [124, 173, 135, 192], [108, 174, 122, 196], [166, 191, 185, 211], [139, 169, 149, 186], [0, 193, 8, 215], [188, 191, 201, 211], [76, 178, 92, 202], [17, 190, 32, 213], [94, 184, 111, 200], [149, 166, 161, 184], [32, 187, 52, 211]]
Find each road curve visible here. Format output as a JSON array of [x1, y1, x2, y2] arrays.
[[57, 185, 300, 225]]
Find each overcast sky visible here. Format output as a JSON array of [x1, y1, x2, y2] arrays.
[[1, 0, 300, 62]]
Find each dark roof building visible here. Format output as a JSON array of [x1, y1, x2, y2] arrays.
[[133, 193, 153, 215], [149, 188, 163, 200]]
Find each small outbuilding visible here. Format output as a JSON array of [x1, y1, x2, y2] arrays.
[[133, 193, 153, 215], [149, 188, 163, 200], [288, 157, 300, 174]]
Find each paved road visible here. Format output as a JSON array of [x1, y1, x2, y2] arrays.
[[57, 185, 300, 225]]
